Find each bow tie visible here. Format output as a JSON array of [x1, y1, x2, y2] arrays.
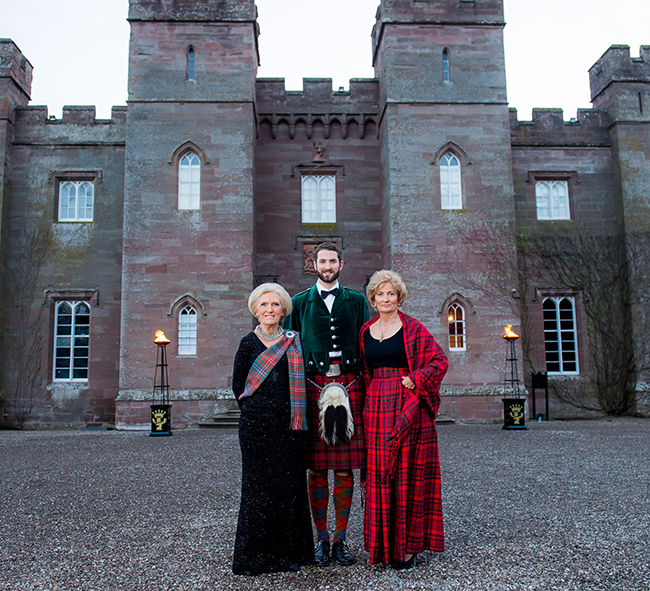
[[321, 288, 340, 299]]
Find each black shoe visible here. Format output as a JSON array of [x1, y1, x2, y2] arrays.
[[390, 553, 416, 570], [332, 540, 356, 566], [314, 539, 332, 566]]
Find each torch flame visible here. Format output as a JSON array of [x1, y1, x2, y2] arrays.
[[154, 330, 171, 344], [503, 324, 519, 340]]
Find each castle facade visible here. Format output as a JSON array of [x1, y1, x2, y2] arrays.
[[1, 0, 648, 427]]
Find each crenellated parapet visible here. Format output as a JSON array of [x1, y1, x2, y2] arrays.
[[372, 0, 504, 58], [13, 105, 126, 145], [255, 78, 379, 139], [128, 0, 256, 22], [590, 45, 650, 101], [510, 108, 611, 147]]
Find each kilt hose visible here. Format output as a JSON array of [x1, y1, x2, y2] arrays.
[[305, 368, 365, 471], [363, 367, 444, 565]]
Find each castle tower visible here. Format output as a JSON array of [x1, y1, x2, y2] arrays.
[[119, 1, 259, 409], [372, 0, 519, 400], [0, 40, 33, 378], [0, 40, 32, 231], [590, 45, 650, 411]]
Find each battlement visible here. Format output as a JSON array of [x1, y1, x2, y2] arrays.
[[510, 108, 611, 147], [372, 0, 504, 56], [255, 78, 379, 140], [255, 78, 379, 114], [590, 45, 650, 101], [0, 39, 33, 100], [128, 0, 256, 22], [377, 0, 502, 23], [14, 105, 126, 145]]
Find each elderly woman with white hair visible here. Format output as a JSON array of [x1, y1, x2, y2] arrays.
[[232, 283, 313, 576]]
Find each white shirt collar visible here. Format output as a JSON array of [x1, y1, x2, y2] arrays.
[[316, 281, 340, 297]]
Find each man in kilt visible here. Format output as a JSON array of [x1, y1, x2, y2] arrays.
[[284, 242, 368, 566]]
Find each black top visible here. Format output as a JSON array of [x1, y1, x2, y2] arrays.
[[232, 332, 291, 430], [364, 327, 409, 370]]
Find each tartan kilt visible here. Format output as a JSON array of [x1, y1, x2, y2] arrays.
[[305, 369, 365, 470], [363, 367, 444, 564]]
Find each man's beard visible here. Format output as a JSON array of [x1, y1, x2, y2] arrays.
[[316, 268, 341, 284]]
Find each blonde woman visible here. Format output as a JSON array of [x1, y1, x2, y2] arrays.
[[359, 270, 448, 569], [232, 283, 313, 575]]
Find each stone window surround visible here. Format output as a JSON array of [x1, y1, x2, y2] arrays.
[[438, 292, 475, 353], [527, 171, 578, 222], [50, 170, 100, 223], [431, 142, 471, 212], [166, 293, 206, 357], [294, 164, 344, 225], [168, 140, 209, 211]]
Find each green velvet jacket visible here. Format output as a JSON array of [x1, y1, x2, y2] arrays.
[[284, 284, 369, 374]]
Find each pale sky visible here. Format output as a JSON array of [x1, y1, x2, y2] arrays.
[[4, 0, 649, 121]]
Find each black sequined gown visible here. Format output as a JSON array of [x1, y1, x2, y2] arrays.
[[231, 332, 313, 575]]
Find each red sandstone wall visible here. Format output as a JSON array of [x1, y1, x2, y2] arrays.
[[5, 106, 126, 425], [254, 78, 383, 297]]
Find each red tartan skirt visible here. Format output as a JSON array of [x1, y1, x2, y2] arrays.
[[305, 368, 365, 470], [363, 367, 444, 564]]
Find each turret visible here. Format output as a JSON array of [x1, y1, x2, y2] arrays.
[[118, 0, 259, 417]]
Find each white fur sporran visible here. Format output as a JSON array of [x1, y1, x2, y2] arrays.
[[316, 381, 355, 445]]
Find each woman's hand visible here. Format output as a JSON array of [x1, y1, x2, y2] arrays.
[[402, 376, 415, 390]]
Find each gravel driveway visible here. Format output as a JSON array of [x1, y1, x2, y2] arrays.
[[1, 418, 648, 590]]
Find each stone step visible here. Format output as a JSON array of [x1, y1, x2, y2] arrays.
[[435, 414, 456, 425], [198, 410, 241, 429]]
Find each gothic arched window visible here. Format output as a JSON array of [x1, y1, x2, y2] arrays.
[[178, 306, 197, 355], [443, 49, 450, 82], [188, 47, 195, 81], [448, 303, 466, 351], [178, 152, 201, 210], [440, 153, 462, 210]]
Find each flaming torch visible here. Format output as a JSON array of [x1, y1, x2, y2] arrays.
[[151, 330, 172, 437], [503, 324, 519, 340], [502, 324, 527, 431]]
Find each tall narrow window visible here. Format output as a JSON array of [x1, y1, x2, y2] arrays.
[[187, 47, 195, 81], [440, 153, 462, 210], [179, 152, 201, 209], [442, 49, 450, 82], [543, 296, 579, 374], [178, 306, 197, 355], [54, 301, 90, 381], [301, 175, 336, 223], [59, 181, 94, 222], [448, 303, 466, 351], [535, 180, 570, 220]]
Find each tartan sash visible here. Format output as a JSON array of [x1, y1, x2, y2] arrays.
[[239, 331, 307, 431]]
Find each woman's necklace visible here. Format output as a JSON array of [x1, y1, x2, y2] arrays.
[[255, 324, 284, 341], [378, 313, 399, 342]]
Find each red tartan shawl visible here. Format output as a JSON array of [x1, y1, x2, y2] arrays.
[[239, 331, 307, 430], [360, 311, 449, 481]]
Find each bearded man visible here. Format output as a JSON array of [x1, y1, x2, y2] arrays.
[[283, 242, 368, 567]]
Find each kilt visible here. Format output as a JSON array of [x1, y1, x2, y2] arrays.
[[305, 366, 365, 470], [363, 367, 444, 564]]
